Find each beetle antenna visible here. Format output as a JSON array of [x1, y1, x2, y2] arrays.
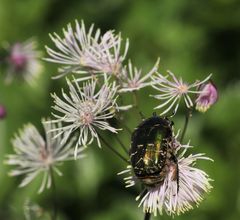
[[176, 162, 179, 193]]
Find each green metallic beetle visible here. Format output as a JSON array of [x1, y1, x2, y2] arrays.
[[130, 113, 179, 189]]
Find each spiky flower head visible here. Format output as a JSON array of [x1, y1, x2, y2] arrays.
[[49, 77, 120, 157], [151, 71, 211, 115], [45, 20, 128, 80], [5, 119, 84, 193], [4, 39, 42, 85], [118, 59, 159, 93], [119, 142, 213, 216], [195, 81, 218, 113]]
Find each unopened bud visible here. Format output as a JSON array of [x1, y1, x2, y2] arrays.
[[195, 81, 218, 112], [0, 105, 7, 119]]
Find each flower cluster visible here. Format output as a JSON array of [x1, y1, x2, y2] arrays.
[[45, 20, 159, 93], [43, 20, 166, 156], [45, 20, 129, 79], [4, 19, 217, 218], [45, 20, 219, 116]]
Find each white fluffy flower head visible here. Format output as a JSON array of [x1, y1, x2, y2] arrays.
[[151, 71, 211, 115], [50, 77, 120, 157], [45, 20, 128, 80], [119, 142, 213, 216], [5, 119, 83, 193], [5, 39, 42, 85], [119, 59, 159, 92]]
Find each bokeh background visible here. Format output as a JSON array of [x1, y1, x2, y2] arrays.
[[0, 0, 240, 219]]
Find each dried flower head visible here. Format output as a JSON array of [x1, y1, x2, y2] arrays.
[[5, 119, 84, 193], [151, 71, 211, 115], [195, 81, 218, 112], [45, 20, 128, 80], [49, 77, 119, 157], [0, 104, 7, 119], [4, 39, 42, 85], [119, 142, 213, 216], [118, 59, 159, 93]]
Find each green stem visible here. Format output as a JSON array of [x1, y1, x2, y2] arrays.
[[180, 108, 192, 143], [133, 91, 138, 107], [115, 114, 132, 136], [115, 135, 129, 155], [50, 167, 57, 220], [121, 123, 132, 136], [98, 133, 129, 164], [144, 212, 151, 220], [133, 91, 144, 119]]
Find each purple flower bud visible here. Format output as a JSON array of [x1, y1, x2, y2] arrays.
[[0, 105, 7, 119], [195, 81, 218, 112], [3, 39, 42, 85]]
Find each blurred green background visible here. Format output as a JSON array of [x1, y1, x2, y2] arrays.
[[0, 0, 240, 219]]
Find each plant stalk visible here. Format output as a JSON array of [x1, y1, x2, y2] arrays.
[[50, 167, 57, 220], [115, 135, 129, 155], [144, 212, 151, 220], [98, 133, 129, 164], [180, 108, 192, 143], [133, 91, 144, 119]]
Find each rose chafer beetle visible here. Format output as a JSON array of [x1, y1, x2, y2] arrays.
[[130, 113, 179, 189]]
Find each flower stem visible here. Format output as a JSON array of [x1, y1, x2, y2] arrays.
[[50, 167, 57, 220], [115, 135, 129, 155], [133, 91, 145, 119], [144, 212, 151, 220], [180, 108, 192, 143], [98, 133, 129, 164], [118, 119, 132, 136], [133, 91, 138, 107]]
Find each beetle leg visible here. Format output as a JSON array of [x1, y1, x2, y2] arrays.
[[176, 162, 179, 193], [170, 153, 179, 193]]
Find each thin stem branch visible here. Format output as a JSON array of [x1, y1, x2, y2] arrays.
[[50, 167, 57, 220], [119, 120, 132, 136], [133, 91, 145, 119], [180, 108, 192, 143], [144, 212, 151, 220], [98, 132, 129, 164], [133, 91, 138, 107], [114, 135, 129, 155], [115, 115, 132, 136]]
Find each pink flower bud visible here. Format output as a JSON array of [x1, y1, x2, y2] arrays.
[[9, 43, 28, 71], [195, 81, 218, 112], [3, 39, 42, 85], [0, 105, 7, 119]]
